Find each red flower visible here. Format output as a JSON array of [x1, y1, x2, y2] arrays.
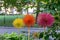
[[23, 14, 35, 28], [37, 12, 55, 27]]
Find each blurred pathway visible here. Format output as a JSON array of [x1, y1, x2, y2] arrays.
[[0, 27, 48, 34]]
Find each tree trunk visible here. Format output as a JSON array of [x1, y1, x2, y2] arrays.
[[36, 1, 40, 23], [27, 4, 29, 14]]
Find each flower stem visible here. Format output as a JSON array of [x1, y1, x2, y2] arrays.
[[28, 28, 30, 40], [18, 29, 20, 40], [18, 29, 20, 34], [43, 27, 45, 40]]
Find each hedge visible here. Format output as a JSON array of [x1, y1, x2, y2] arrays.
[[0, 15, 24, 27]]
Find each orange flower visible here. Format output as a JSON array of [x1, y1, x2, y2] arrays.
[[23, 14, 35, 28]]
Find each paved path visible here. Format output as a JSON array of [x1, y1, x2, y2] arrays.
[[0, 27, 48, 34], [0, 27, 60, 34]]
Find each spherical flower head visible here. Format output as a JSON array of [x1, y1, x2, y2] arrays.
[[13, 18, 24, 29], [23, 14, 35, 28], [37, 12, 55, 27]]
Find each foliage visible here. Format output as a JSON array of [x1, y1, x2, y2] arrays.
[[3, 0, 17, 7], [0, 30, 28, 40], [0, 30, 60, 40], [38, 28, 60, 40], [3, 0, 60, 15], [0, 32, 34, 40]]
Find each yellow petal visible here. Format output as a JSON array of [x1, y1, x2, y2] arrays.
[[13, 18, 24, 29]]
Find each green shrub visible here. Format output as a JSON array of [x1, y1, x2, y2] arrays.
[[0, 32, 33, 40]]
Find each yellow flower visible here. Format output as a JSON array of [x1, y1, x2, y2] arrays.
[[13, 18, 24, 29]]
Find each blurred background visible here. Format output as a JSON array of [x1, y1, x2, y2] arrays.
[[0, 0, 60, 40], [0, 0, 59, 27]]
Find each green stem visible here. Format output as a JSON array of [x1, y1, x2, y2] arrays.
[[18, 29, 20, 40], [43, 27, 45, 40], [18, 29, 20, 34], [38, 33, 40, 40]]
